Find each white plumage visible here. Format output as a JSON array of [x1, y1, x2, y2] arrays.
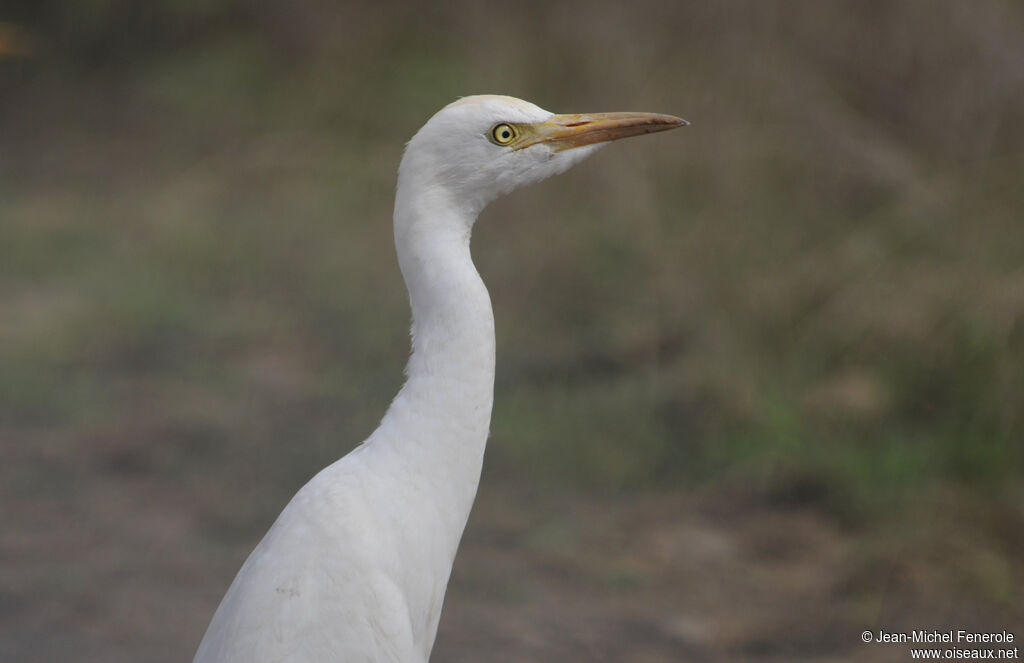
[[193, 95, 685, 663]]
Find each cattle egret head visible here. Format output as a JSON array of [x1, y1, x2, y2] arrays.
[[398, 94, 688, 218]]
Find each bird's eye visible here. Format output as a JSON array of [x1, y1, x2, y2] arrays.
[[489, 123, 518, 146]]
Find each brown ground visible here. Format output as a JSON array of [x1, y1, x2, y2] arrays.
[[2, 439, 1020, 662], [2, 3, 1023, 660]]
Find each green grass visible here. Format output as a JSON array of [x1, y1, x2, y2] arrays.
[[2, 0, 1023, 524]]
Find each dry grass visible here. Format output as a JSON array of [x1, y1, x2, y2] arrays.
[[1, 1, 1023, 660]]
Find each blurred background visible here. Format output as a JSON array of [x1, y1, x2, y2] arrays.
[[1, 1, 1022, 661]]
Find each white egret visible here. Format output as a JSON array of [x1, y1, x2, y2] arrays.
[[193, 95, 686, 663]]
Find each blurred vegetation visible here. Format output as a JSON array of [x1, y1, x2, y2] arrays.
[[2, 0, 1023, 524]]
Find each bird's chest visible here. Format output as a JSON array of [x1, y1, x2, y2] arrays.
[[325, 467, 465, 647]]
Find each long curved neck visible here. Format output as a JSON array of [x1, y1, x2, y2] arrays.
[[380, 180, 495, 518]]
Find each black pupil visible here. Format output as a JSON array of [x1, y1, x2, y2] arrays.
[[500, 128, 510, 139]]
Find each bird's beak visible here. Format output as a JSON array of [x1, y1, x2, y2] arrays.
[[516, 111, 688, 151]]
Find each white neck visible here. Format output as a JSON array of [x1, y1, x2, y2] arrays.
[[376, 180, 495, 530]]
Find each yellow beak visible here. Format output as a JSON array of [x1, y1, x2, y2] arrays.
[[516, 111, 688, 151]]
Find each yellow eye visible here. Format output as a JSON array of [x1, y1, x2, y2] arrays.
[[489, 123, 518, 145]]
